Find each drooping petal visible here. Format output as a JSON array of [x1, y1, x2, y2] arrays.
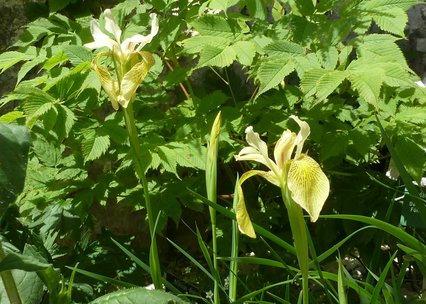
[[237, 170, 279, 238], [85, 20, 116, 50], [117, 51, 155, 108], [274, 130, 296, 170], [92, 54, 120, 110], [104, 9, 122, 43], [290, 115, 311, 158], [287, 154, 329, 222]]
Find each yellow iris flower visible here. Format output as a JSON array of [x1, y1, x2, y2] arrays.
[[235, 115, 330, 238]]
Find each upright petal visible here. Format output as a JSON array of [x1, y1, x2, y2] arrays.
[[122, 13, 159, 54], [290, 115, 310, 158], [274, 130, 296, 170], [287, 154, 329, 222], [104, 9, 122, 43], [85, 20, 116, 50]]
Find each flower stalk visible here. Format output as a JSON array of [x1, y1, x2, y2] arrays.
[[235, 116, 330, 303], [85, 9, 162, 288], [206, 112, 221, 303]]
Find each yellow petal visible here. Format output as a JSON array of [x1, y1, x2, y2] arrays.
[[237, 170, 281, 238], [92, 55, 120, 110], [118, 51, 155, 108], [287, 154, 329, 222], [273, 130, 296, 170]]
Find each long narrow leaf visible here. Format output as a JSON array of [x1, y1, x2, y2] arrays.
[[187, 188, 296, 255]]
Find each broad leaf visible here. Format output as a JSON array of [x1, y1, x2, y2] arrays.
[[89, 288, 188, 304], [0, 124, 30, 209], [198, 45, 236, 68]]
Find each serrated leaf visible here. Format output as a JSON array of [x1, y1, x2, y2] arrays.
[[356, 34, 408, 68], [182, 35, 231, 54], [316, 70, 348, 101], [157, 146, 178, 175], [56, 105, 76, 139], [372, 7, 408, 37], [362, 0, 419, 11], [82, 131, 110, 163], [43, 50, 68, 70], [43, 106, 58, 131], [232, 41, 257, 66], [256, 58, 295, 97], [17, 56, 46, 85], [198, 45, 236, 68], [167, 141, 207, 170], [190, 15, 242, 38], [348, 69, 384, 107], [317, 46, 339, 69], [301, 69, 328, 97], [0, 111, 24, 123], [394, 136, 426, 183], [62, 45, 93, 66], [0, 51, 34, 74], [264, 41, 305, 55]]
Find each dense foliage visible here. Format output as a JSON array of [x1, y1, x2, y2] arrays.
[[0, 0, 425, 303]]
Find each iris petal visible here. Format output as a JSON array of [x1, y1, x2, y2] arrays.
[[237, 170, 280, 238], [287, 154, 329, 222]]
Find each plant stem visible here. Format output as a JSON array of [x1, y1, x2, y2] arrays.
[[0, 241, 21, 304], [282, 187, 309, 304], [123, 103, 162, 289]]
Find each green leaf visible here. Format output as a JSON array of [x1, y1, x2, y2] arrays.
[[0, 270, 44, 304], [264, 41, 305, 55], [181, 35, 231, 54], [348, 69, 384, 107], [371, 7, 408, 37], [337, 256, 348, 304], [190, 15, 242, 38], [48, 0, 71, 12], [90, 287, 188, 304], [0, 124, 30, 209], [17, 55, 47, 85], [361, 0, 419, 11], [198, 45, 236, 68], [301, 69, 347, 101], [256, 58, 295, 97], [62, 45, 93, 66], [0, 111, 24, 123], [356, 34, 408, 68], [0, 51, 34, 74], [394, 136, 426, 183], [82, 129, 110, 163], [0, 252, 51, 272], [208, 0, 240, 11], [232, 41, 257, 66]]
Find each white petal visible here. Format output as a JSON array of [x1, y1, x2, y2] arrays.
[[134, 13, 159, 52], [85, 19, 115, 50], [104, 9, 122, 43], [235, 146, 271, 168], [290, 115, 310, 158]]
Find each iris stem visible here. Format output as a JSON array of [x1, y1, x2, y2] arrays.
[[282, 187, 309, 304], [123, 102, 162, 289]]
